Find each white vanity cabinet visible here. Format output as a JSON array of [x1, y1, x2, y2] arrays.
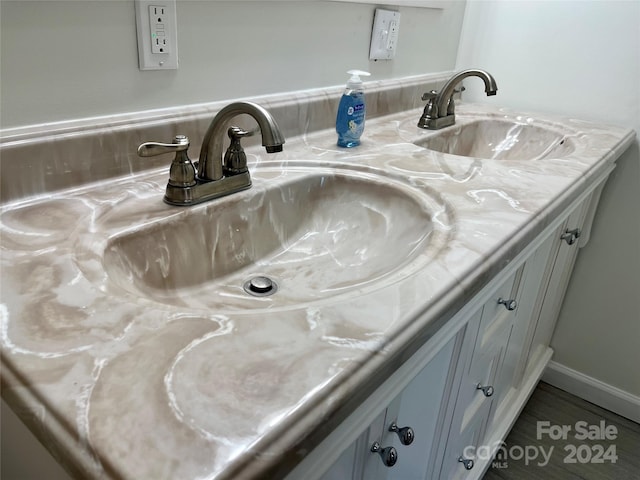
[[296, 173, 608, 480], [437, 187, 601, 480]]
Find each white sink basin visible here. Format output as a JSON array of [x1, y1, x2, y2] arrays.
[[103, 169, 451, 310], [415, 119, 575, 160]]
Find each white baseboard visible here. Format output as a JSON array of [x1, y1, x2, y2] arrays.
[[542, 361, 640, 423]]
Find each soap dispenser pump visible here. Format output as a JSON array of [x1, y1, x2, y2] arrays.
[[336, 70, 371, 148]]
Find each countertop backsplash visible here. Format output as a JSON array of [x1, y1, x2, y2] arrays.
[[0, 72, 453, 204]]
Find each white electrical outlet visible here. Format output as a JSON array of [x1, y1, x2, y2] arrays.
[[369, 9, 401, 60], [149, 5, 169, 54], [135, 0, 178, 70]]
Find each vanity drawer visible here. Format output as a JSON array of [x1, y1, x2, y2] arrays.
[[462, 268, 522, 401], [441, 398, 492, 480], [476, 268, 522, 353], [453, 323, 510, 440], [442, 268, 523, 477]]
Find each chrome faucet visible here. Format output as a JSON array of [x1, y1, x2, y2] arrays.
[[138, 101, 285, 206], [418, 69, 497, 130]]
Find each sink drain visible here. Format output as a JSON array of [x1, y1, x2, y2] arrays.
[[243, 276, 278, 297]]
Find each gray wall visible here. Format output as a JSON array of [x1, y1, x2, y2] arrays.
[[0, 0, 466, 128]]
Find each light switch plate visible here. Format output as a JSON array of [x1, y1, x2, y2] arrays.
[[135, 0, 178, 70], [369, 8, 401, 60]]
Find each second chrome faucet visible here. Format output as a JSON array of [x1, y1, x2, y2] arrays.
[[418, 69, 497, 130], [138, 101, 285, 206]]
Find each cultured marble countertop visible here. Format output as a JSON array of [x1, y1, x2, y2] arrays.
[[0, 102, 635, 480]]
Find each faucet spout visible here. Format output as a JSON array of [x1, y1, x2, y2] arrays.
[[197, 101, 285, 181], [436, 69, 497, 116]]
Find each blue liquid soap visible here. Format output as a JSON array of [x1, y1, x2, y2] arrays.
[[336, 70, 370, 148]]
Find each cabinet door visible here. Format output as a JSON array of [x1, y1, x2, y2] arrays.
[[526, 196, 591, 367], [384, 337, 456, 480], [318, 337, 457, 480], [317, 440, 360, 480], [359, 410, 394, 480], [488, 234, 557, 429], [318, 410, 388, 480], [503, 231, 557, 391]]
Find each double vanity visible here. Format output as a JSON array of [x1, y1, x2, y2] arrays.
[[0, 72, 635, 479]]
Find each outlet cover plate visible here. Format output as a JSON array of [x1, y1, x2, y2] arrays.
[[135, 0, 178, 70], [369, 8, 401, 61]]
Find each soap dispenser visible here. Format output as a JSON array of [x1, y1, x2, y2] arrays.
[[336, 70, 371, 148]]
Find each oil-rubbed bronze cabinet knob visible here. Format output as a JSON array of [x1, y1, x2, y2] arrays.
[[498, 297, 517, 311], [458, 455, 474, 470], [389, 422, 415, 445], [371, 442, 398, 467], [561, 228, 582, 245], [477, 383, 495, 397]]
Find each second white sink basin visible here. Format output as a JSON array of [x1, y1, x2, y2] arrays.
[[415, 118, 575, 160]]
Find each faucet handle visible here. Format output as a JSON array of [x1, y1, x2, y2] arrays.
[[227, 127, 255, 139], [419, 90, 440, 125], [137, 135, 196, 188], [421, 90, 438, 101], [224, 127, 252, 176], [138, 135, 190, 157]]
